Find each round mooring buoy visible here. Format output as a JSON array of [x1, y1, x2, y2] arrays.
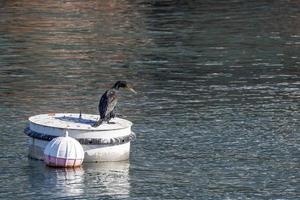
[[43, 131, 84, 167], [25, 113, 136, 162]]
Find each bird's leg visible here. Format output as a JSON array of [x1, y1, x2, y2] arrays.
[[107, 117, 116, 124], [106, 111, 116, 124], [92, 118, 103, 127], [110, 108, 116, 118]]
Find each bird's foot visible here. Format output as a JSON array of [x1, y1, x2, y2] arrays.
[[91, 120, 102, 127]]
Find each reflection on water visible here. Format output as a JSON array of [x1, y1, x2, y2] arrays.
[[25, 160, 85, 198], [41, 166, 85, 197], [26, 160, 130, 199], [0, 0, 299, 199], [83, 162, 130, 198], [0, 0, 147, 115]]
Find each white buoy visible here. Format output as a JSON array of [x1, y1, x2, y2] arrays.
[[25, 113, 135, 162], [43, 130, 84, 167]]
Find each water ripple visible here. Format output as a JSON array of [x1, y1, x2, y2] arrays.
[[0, 0, 300, 199]]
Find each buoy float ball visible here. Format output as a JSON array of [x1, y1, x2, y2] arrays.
[[43, 131, 84, 167]]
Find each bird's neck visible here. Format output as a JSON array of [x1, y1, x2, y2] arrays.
[[112, 86, 120, 90]]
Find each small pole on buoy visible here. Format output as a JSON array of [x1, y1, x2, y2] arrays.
[[79, 110, 82, 120], [65, 130, 69, 137]]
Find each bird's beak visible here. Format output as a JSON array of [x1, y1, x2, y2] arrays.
[[128, 87, 137, 94]]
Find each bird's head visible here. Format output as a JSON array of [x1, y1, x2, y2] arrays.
[[112, 81, 137, 94]]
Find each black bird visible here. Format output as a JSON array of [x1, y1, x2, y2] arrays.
[[92, 81, 136, 127]]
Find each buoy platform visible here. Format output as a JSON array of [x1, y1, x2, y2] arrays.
[[24, 113, 136, 162]]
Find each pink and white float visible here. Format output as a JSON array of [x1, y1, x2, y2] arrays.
[[44, 130, 84, 167], [24, 113, 136, 165]]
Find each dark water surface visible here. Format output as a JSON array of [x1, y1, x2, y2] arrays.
[[0, 0, 299, 199]]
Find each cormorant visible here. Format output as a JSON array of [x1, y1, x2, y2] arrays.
[[92, 81, 136, 127]]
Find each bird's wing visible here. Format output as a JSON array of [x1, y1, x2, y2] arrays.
[[105, 90, 118, 116], [99, 90, 118, 119], [99, 91, 108, 119]]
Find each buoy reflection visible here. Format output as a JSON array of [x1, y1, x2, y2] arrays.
[[83, 161, 130, 198], [28, 159, 130, 198], [43, 166, 85, 197]]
